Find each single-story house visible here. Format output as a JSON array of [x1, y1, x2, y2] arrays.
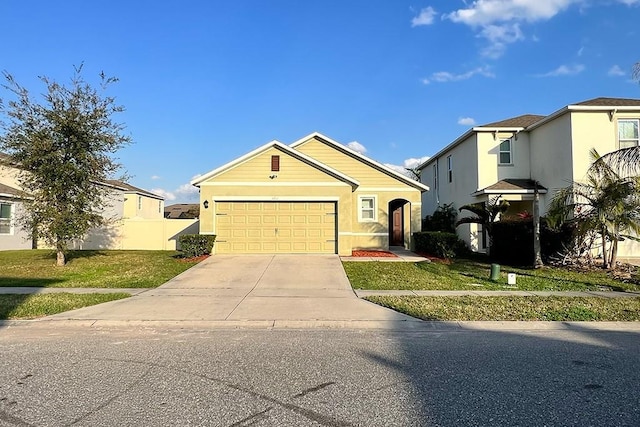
[[191, 132, 429, 255]]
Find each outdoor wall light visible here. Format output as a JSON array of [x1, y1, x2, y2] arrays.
[[203, 200, 209, 209]]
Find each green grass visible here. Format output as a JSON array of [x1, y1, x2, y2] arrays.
[[343, 259, 639, 292], [0, 293, 130, 320], [365, 295, 640, 321], [0, 250, 202, 288]]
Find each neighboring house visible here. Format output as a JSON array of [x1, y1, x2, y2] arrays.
[[0, 154, 195, 251], [165, 203, 200, 219], [418, 97, 640, 257], [0, 153, 32, 250], [192, 132, 429, 255]]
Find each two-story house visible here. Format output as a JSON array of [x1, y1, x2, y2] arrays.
[[418, 97, 640, 258]]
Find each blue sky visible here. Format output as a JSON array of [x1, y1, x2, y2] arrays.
[[2, 0, 639, 203]]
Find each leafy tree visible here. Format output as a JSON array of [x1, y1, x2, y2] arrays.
[[455, 197, 510, 256], [0, 65, 131, 266], [422, 203, 456, 233], [550, 149, 640, 269]]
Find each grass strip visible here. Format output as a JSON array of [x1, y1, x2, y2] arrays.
[[0, 250, 202, 288], [343, 260, 638, 292], [0, 293, 130, 320], [365, 295, 640, 321]]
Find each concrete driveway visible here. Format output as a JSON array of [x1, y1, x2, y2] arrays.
[[45, 255, 420, 328]]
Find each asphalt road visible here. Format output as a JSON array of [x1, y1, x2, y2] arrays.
[[0, 325, 638, 426]]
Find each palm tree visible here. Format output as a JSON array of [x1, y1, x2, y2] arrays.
[[551, 149, 640, 269], [456, 197, 510, 255]]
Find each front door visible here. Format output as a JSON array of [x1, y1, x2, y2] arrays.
[[391, 206, 403, 246]]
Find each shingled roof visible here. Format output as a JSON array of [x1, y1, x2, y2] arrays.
[[104, 180, 163, 200], [573, 97, 640, 107], [473, 179, 547, 196], [481, 114, 546, 128], [0, 183, 22, 197]]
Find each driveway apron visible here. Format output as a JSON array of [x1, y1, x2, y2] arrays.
[[44, 254, 418, 327]]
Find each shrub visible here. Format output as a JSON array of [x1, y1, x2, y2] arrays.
[[178, 234, 216, 258], [413, 231, 468, 259], [422, 203, 456, 233], [492, 219, 576, 266]]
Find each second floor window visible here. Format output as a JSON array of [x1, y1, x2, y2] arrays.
[[447, 155, 453, 183], [618, 119, 639, 149], [499, 139, 512, 165], [138, 196, 142, 210], [433, 164, 438, 190]]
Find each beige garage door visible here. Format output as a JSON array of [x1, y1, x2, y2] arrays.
[[215, 201, 337, 254]]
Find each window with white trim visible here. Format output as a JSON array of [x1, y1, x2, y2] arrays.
[[358, 196, 376, 222], [447, 155, 453, 183], [618, 119, 639, 149], [433, 163, 438, 190], [499, 138, 512, 165], [0, 203, 13, 235]]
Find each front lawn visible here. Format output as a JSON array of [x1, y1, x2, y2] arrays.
[[0, 250, 202, 288], [0, 293, 130, 320], [343, 259, 639, 292], [365, 295, 640, 321]]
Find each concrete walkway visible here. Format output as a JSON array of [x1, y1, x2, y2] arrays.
[[33, 254, 422, 329]]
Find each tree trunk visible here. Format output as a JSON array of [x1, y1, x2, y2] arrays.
[[532, 185, 543, 268], [610, 230, 619, 269], [56, 246, 66, 266], [600, 228, 608, 269]]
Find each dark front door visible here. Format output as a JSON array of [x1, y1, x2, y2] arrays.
[[391, 206, 403, 246]]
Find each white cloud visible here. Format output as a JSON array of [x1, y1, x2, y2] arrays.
[[151, 188, 176, 201], [577, 46, 585, 56], [150, 175, 161, 180], [536, 64, 585, 77], [151, 181, 199, 202], [458, 117, 477, 126], [446, 0, 578, 26], [423, 66, 495, 84], [608, 65, 626, 77], [384, 156, 431, 178], [618, 0, 640, 5], [411, 7, 437, 27], [444, 0, 579, 57], [346, 141, 367, 154]]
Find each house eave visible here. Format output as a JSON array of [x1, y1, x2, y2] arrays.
[[471, 189, 548, 197]]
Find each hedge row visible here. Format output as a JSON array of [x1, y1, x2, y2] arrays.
[[178, 234, 216, 258], [413, 231, 468, 259]]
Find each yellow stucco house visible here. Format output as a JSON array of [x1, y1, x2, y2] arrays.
[[192, 132, 429, 255]]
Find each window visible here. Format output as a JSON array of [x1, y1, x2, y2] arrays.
[[358, 196, 376, 222], [618, 119, 639, 149], [138, 196, 142, 210], [433, 163, 438, 190], [0, 203, 12, 235], [158, 201, 161, 214], [499, 138, 512, 164], [447, 155, 453, 183], [271, 155, 280, 172]]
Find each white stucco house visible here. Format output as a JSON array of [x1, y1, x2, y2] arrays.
[[418, 97, 640, 258]]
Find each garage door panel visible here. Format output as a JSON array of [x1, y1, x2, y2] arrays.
[[215, 201, 336, 254]]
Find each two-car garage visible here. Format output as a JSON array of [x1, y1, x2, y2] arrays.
[[214, 201, 337, 254]]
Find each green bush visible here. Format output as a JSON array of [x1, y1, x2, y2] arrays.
[[413, 231, 468, 259], [422, 203, 456, 233], [178, 234, 216, 258], [492, 219, 576, 266]]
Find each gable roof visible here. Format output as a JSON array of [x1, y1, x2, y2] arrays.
[[472, 179, 547, 196], [104, 180, 164, 200], [574, 97, 640, 107], [191, 139, 360, 188], [481, 114, 545, 128], [0, 182, 22, 199], [291, 132, 429, 191]]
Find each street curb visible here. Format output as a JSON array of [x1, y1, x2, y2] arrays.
[[2, 319, 640, 332]]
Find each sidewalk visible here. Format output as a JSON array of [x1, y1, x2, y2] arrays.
[[355, 290, 640, 299]]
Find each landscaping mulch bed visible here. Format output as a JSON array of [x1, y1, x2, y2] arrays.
[[351, 250, 398, 258], [177, 255, 210, 263]]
